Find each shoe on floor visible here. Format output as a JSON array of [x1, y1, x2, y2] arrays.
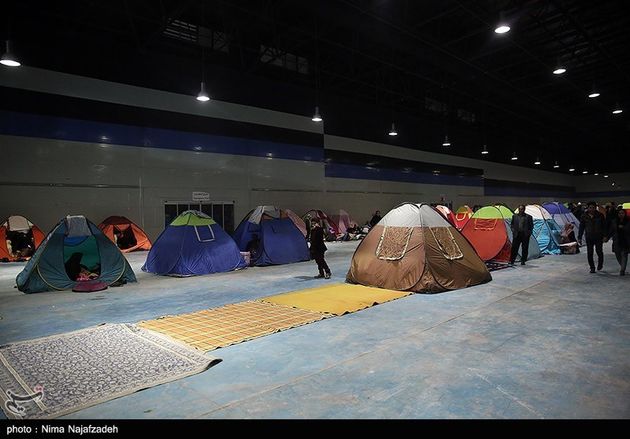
[[597, 266, 603, 271], [621, 271, 626, 276], [520, 261, 526, 265], [590, 268, 596, 273], [324, 272, 331, 279], [314, 274, 325, 279], [508, 261, 515, 266]]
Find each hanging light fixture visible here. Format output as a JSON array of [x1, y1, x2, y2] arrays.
[[196, 82, 210, 102], [553, 161, 560, 169], [494, 12, 510, 34], [388, 123, 397, 136], [0, 40, 20, 67], [312, 106, 322, 122], [612, 103, 623, 114], [553, 59, 566, 75], [481, 144, 489, 155], [195, 3, 210, 102], [511, 152, 518, 161], [588, 84, 600, 98], [534, 157, 541, 165], [442, 135, 451, 146]]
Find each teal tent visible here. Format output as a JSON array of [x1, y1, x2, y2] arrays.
[[16, 215, 136, 293]]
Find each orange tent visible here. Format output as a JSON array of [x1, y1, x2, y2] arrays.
[[98, 216, 152, 252], [0, 215, 45, 262]]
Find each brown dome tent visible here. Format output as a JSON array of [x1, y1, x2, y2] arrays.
[[0, 215, 45, 262], [98, 216, 152, 253], [347, 203, 491, 293]]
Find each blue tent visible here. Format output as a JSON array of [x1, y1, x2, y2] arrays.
[[522, 205, 563, 255], [233, 206, 310, 266], [142, 210, 246, 276], [16, 215, 136, 293]]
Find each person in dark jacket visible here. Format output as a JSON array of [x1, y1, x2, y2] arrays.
[[369, 210, 382, 228], [510, 204, 534, 265], [609, 208, 630, 276], [578, 201, 607, 273], [309, 219, 331, 279]]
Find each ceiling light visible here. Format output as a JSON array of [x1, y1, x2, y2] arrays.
[[481, 144, 489, 155], [494, 11, 510, 34], [511, 152, 518, 161], [196, 82, 210, 101], [0, 40, 20, 67], [442, 135, 451, 147], [569, 167, 575, 172], [582, 170, 588, 174], [594, 172, 599, 176], [388, 123, 397, 136], [553, 67, 566, 75], [312, 106, 322, 122], [588, 92, 600, 98], [612, 103, 623, 114], [553, 161, 560, 169], [534, 158, 541, 165], [604, 174, 609, 178], [494, 25, 510, 34]]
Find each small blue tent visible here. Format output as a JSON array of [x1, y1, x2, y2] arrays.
[[521, 205, 563, 255], [142, 210, 246, 276], [233, 206, 310, 266], [16, 215, 136, 293]]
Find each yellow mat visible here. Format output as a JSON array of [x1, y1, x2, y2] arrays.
[[139, 301, 328, 352], [261, 283, 411, 315]]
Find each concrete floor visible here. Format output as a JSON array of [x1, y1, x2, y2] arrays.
[[0, 241, 628, 419]]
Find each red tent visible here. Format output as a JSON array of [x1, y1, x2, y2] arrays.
[[98, 216, 152, 253], [454, 205, 473, 230], [435, 205, 456, 227], [0, 215, 45, 262]]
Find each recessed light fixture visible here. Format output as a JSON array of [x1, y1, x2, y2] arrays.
[[612, 103, 623, 114], [534, 158, 541, 165], [569, 167, 575, 172], [582, 170, 588, 174], [594, 172, 599, 176], [481, 144, 489, 155], [553, 161, 560, 169], [388, 123, 398, 136], [604, 174, 609, 178], [442, 135, 451, 147], [588, 92, 600, 98], [511, 152, 518, 161], [553, 67, 566, 75]]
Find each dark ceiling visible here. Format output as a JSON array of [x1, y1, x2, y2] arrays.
[[5, 0, 630, 173]]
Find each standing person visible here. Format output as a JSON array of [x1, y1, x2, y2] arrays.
[[578, 201, 607, 273], [609, 208, 630, 276], [369, 210, 382, 228], [510, 205, 534, 265], [309, 220, 331, 279]]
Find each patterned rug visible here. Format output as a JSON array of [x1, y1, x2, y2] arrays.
[[139, 301, 327, 352], [0, 323, 220, 419], [261, 283, 411, 315]]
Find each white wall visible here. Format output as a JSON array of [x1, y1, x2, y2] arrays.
[[4, 66, 623, 240]]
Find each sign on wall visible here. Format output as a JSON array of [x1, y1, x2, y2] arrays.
[[192, 191, 210, 202]]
